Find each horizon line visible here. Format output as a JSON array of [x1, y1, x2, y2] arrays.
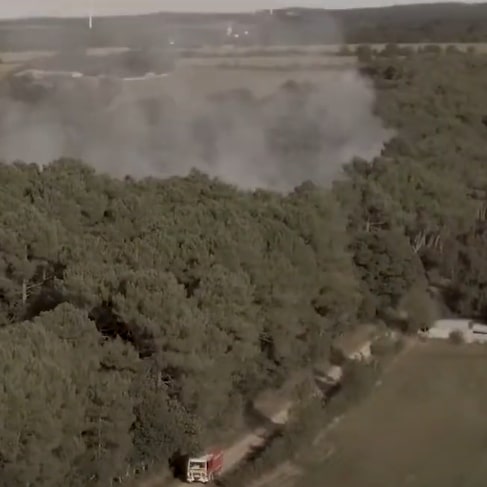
[[1, 2, 480, 22]]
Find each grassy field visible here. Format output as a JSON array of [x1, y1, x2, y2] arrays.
[[296, 340, 487, 487]]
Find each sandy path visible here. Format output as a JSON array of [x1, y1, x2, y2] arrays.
[[135, 401, 294, 487], [135, 336, 396, 487], [246, 338, 417, 487]]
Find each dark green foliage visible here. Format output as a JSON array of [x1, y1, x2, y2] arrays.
[[0, 160, 359, 484], [399, 285, 439, 333], [351, 229, 425, 313], [4, 47, 487, 484], [340, 50, 487, 323], [0, 304, 137, 486]]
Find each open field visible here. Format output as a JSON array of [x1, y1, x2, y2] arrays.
[[0, 63, 21, 79], [2, 41, 483, 87], [296, 341, 487, 487], [3, 41, 486, 67], [176, 55, 356, 70], [113, 65, 359, 104], [1, 41, 486, 86], [175, 42, 487, 58], [176, 53, 348, 64], [0, 50, 55, 63], [0, 47, 131, 64]]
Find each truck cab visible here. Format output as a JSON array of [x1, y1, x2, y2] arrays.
[[184, 450, 223, 483]]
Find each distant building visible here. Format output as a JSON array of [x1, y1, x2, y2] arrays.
[[420, 319, 487, 343], [332, 324, 379, 362], [14, 69, 84, 80]]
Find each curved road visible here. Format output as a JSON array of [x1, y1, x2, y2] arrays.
[[137, 401, 294, 487]]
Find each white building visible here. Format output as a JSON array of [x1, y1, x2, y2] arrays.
[[14, 69, 84, 80], [421, 319, 487, 343]]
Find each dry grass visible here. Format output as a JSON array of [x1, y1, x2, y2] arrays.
[[116, 65, 358, 104], [85, 47, 132, 56], [250, 462, 302, 487], [173, 45, 341, 57], [2, 42, 487, 66], [0, 48, 131, 63], [176, 56, 356, 70], [0, 51, 54, 63], [297, 340, 487, 487], [173, 42, 487, 72], [0, 63, 20, 78], [176, 42, 487, 58]]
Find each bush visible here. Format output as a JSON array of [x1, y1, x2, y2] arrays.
[[330, 345, 347, 366], [218, 398, 327, 487], [356, 45, 374, 62], [371, 336, 396, 357], [449, 330, 464, 345]]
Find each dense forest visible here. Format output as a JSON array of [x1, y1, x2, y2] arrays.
[[339, 2, 487, 43], [4, 3, 487, 50], [2, 46, 487, 485]]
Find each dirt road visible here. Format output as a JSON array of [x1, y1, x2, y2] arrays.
[[220, 401, 292, 476], [137, 401, 294, 487], [135, 331, 390, 487], [246, 338, 418, 487], [135, 352, 366, 487]]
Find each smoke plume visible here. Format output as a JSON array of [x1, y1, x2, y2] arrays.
[[0, 14, 392, 192]]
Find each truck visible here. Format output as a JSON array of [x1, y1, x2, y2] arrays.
[[182, 450, 224, 484]]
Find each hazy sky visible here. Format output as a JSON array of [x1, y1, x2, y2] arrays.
[[0, 1, 484, 18]]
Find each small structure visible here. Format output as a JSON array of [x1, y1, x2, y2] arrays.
[[13, 69, 84, 79], [420, 319, 487, 344], [332, 324, 379, 362]]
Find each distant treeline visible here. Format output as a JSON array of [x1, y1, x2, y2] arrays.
[[3, 3, 487, 51]]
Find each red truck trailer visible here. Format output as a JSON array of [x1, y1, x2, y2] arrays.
[[184, 450, 224, 483]]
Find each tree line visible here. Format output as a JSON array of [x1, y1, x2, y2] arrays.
[[2, 47, 487, 485], [5, 3, 487, 51]]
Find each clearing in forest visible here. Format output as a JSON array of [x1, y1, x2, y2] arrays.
[[297, 340, 487, 487]]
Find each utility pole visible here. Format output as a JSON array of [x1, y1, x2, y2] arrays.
[[88, 0, 94, 29]]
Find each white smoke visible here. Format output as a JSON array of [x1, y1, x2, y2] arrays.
[[0, 11, 392, 192]]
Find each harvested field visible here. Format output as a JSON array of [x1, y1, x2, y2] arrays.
[[0, 48, 130, 63], [176, 55, 355, 69], [0, 50, 54, 63], [297, 341, 487, 487], [116, 64, 362, 103], [176, 42, 487, 57], [2, 42, 487, 67], [0, 63, 20, 78]]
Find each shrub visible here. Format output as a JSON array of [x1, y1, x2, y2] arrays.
[[449, 330, 464, 345]]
